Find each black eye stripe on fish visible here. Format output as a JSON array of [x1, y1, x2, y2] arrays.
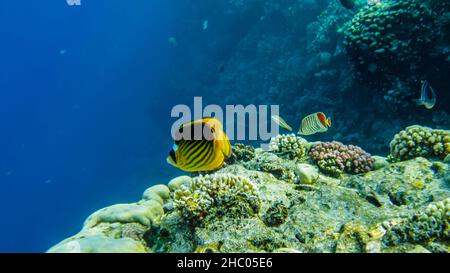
[[179, 124, 213, 141]]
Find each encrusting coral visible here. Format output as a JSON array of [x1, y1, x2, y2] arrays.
[[268, 134, 309, 161], [389, 125, 450, 162], [309, 141, 374, 177], [173, 174, 260, 222]]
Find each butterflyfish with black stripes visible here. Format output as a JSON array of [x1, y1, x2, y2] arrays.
[[167, 118, 231, 172]]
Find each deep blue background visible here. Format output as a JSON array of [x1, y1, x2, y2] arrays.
[[0, 1, 189, 252]]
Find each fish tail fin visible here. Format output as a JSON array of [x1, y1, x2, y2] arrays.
[[327, 117, 331, 127]]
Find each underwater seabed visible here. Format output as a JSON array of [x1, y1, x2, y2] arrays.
[[48, 125, 450, 253]]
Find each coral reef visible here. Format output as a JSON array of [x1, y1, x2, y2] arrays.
[[226, 143, 256, 164], [309, 141, 374, 177], [307, 0, 353, 54], [389, 125, 450, 162], [167, 0, 450, 157], [49, 134, 450, 253], [173, 174, 260, 222], [268, 134, 309, 161], [382, 198, 450, 247], [48, 184, 171, 253], [344, 0, 450, 108]]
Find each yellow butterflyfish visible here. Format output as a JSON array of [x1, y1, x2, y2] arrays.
[[167, 118, 231, 172]]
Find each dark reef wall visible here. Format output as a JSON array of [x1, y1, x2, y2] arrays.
[[167, 0, 450, 155]]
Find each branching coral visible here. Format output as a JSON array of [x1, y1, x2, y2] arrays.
[[389, 125, 450, 162], [309, 141, 374, 177], [174, 174, 260, 222], [268, 134, 308, 161]]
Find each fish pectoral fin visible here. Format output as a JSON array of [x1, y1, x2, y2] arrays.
[[412, 99, 424, 106], [166, 156, 177, 167]]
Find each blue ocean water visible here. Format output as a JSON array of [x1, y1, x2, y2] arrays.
[[1, 0, 449, 253], [0, 1, 187, 252]]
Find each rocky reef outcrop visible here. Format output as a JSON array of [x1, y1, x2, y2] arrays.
[[48, 126, 450, 253], [343, 0, 450, 109]]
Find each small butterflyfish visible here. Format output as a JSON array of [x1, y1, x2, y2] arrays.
[[298, 112, 331, 136]]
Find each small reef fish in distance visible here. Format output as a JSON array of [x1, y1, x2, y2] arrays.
[[167, 117, 231, 172], [413, 80, 436, 109], [203, 20, 209, 30], [298, 112, 331, 136], [271, 115, 293, 131], [340, 0, 355, 9], [168, 37, 178, 47]]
